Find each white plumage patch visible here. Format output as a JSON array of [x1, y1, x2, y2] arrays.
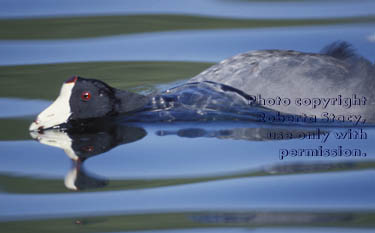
[[29, 82, 74, 131]]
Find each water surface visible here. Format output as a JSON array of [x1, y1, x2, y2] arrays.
[[0, 0, 374, 232], [1, 0, 375, 19], [1, 24, 374, 66]]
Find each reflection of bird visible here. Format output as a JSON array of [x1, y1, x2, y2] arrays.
[[30, 123, 146, 191], [156, 127, 327, 141], [29, 121, 374, 191], [64, 159, 108, 191], [31, 122, 146, 160], [29, 41, 374, 131]]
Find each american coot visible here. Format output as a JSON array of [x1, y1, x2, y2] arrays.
[[29, 42, 374, 131]]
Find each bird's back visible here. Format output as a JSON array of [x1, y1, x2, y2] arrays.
[[189, 48, 375, 124]]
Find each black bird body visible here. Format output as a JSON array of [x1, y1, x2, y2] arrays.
[[29, 42, 375, 131]]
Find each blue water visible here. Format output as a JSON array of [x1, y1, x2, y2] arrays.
[[0, 98, 50, 118], [1, 120, 374, 178], [1, 171, 374, 220], [1, 24, 374, 66], [0, 0, 375, 232], [1, 0, 375, 19]]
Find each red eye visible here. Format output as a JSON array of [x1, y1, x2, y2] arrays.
[[82, 145, 94, 152], [81, 91, 91, 101]]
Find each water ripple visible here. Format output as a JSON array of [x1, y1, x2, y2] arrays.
[[0, 24, 374, 66]]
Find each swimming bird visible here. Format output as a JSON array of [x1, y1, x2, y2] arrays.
[[29, 41, 374, 131]]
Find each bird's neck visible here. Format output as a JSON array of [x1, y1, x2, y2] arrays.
[[114, 89, 151, 114]]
